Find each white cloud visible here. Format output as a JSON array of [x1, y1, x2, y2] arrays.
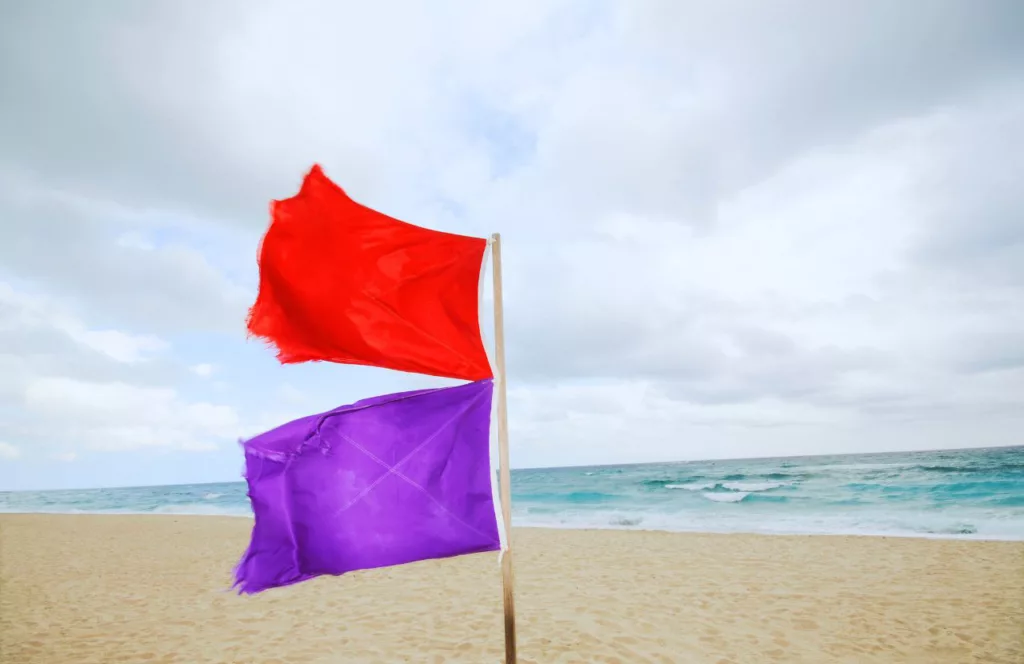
[[190, 363, 215, 378], [0, 284, 242, 460], [0, 283, 168, 364], [0, 442, 21, 460], [22, 377, 239, 452], [0, 1, 1022, 487], [69, 329, 168, 364]]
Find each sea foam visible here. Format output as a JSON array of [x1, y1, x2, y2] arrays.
[[703, 492, 750, 503], [721, 481, 789, 492]]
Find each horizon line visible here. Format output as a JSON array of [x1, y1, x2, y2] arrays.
[[2, 442, 1020, 494]]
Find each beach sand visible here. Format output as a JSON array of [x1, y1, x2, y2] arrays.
[[1, 515, 1021, 663]]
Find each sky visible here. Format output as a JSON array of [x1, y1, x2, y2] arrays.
[[1, 1, 1023, 491]]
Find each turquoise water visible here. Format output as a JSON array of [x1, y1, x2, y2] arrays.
[[2, 446, 1022, 540]]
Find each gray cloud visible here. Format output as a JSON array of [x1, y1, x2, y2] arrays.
[[0, 178, 251, 334], [948, 331, 1024, 375], [625, 1, 1024, 164], [0, 1, 269, 224], [1, 0, 1022, 473], [908, 92, 1024, 287], [495, 1, 1024, 231], [0, 0, 455, 228], [4, 1, 1020, 232]]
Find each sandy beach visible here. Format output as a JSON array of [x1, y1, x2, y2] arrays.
[[1, 514, 1021, 663]]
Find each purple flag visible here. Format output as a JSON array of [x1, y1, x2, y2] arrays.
[[234, 379, 500, 594]]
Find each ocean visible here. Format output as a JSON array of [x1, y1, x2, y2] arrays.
[[2, 446, 1022, 540]]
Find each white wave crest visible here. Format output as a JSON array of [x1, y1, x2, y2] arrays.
[[202, 492, 223, 500], [665, 482, 716, 491], [703, 492, 750, 503], [721, 481, 788, 492]]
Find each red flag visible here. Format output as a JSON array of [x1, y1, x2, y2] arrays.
[[247, 165, 493, 381]]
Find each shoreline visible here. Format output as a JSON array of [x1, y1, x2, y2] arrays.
[[2, 513, 1022, 663], [1, 509, 1021, 542]]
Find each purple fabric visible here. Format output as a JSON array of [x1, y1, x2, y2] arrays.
[[234, 379, 499, 594]]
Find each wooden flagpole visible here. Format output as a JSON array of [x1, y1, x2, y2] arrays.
[[490, 232, 517, 664]]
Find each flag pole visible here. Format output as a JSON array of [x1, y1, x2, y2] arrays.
[[490, 232, 517, 664]]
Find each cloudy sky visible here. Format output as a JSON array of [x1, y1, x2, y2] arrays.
[[1, 1, 1022, 491]]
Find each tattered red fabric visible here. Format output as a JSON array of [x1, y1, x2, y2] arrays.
[[247, 165, 492, 381]]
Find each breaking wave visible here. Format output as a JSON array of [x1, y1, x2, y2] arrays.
[[721, 481, 789, 492], [703, 492, 750, 503], [665, 481, 789, 492]]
